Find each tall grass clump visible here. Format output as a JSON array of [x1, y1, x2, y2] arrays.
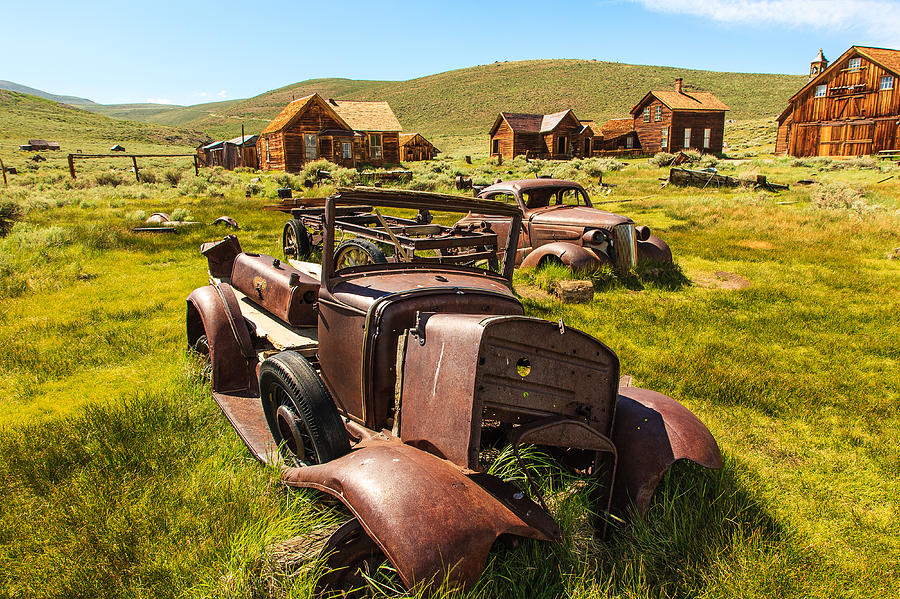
[[651, 152, 677, 166], [94, 171, 124, 187], [810, 182, 873, 214], [164, 169, 183, 186], [0, 201, 22, 237]]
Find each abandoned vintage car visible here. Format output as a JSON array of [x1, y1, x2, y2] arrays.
[[185, 187, 720, 593], [458, 178, 673, 272]]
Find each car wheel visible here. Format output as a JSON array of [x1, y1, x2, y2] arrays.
[[283, 219, 311, 259], [334, 239, 387, 269], [259, 351, 349, 466]]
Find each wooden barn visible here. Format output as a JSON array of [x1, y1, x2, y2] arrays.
[[199, 135, 259, 170], [257, 93, 402, 171], [399, 133, 439, 161], [776, 46, 900, 157], [595, 118, 640, 153], [20, 139, 60, 151], [630, 79, 729, 153], [488, 110, 596, 160]]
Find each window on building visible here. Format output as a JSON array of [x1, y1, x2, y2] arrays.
[[703, 128, 711, 149], [643, 107, 650, 122], [304, 134, 318, 160], [815, 84, 827, 98], [661, 127, 668, 150], [881, 76, 894, 90], [626, 135, 634, 149], [265, 137, 270, 162], [654, 105, 662, 121], [492, 138, 500, 154], [557, 136, 568, 155], [683, 128, 691, 149], [342, 141, 352, 159], [848, 57, 862, 71], [369, 133, 383, 160]]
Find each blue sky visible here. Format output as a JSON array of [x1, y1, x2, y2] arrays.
[[3, 0, 899, 105]]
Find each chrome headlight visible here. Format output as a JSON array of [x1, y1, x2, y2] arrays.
[[613, 223, 637, 270]]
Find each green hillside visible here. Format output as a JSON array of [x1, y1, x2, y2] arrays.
[[166, 60, 807, 144], [0, 90, 211, 152], [0, 80, 95, 105], [84, 99, 243, 127]]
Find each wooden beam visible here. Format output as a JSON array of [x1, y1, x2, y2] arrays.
[[0, 156, 6, 187]]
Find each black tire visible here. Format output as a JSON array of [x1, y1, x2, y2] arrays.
[[334, 239, 387, 269], [259, 351, 349, 466], [283, 219, 311, 259]]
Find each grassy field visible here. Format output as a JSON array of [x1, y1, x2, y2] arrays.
[[0, 138, 897, 598], [76, 59, 806, 149]]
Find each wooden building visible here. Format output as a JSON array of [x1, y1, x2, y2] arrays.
[[199, 135, 260, 170], [630, 79, 728, 153], [20, 139, 60, 151], [776, 46, 900, 157], [399, 133, 439, 161], [488, 109, 596, 159], [257, 93, 402, 171], [595, 118, 640, 152]]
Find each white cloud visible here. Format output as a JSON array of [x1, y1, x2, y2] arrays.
[[629, 0, 900, 45], [146, 98, 172, 104], [198, 91, 208, 97], [217, 89, 228, 98]]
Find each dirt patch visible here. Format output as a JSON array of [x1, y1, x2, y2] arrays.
[[737, 240, 775, 250], [516, 284, 554, 302], [693, 271, 752, 290], [886, 247, 900, 260]]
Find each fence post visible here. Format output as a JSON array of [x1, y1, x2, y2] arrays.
[[1, 156, 6, 187], [193, 155, 199, 176], [131, 156, 140, 182], [68, 154, 76, 178]]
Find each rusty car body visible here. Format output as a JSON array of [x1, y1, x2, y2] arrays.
[[186, 187, 720, 593], [457, 178, 673, 272]]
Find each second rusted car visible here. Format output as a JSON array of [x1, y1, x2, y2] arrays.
[[458, 178, 672, 272]]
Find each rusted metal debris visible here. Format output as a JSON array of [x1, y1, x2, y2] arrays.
[[185, 187, 722, 594], [669, 167, 789, 191], [212, 216, 239, 229]]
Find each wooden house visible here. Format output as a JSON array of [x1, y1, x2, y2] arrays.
[[776, 46, 900, 157], [257, 93, 402, 171], [630, 79, 729, 153], [399, 133, 439, 161], [198, 140, 225, 168], [198, 135, 259, 170], [22, 139, 60, 151], [488, 110, 596, 160], [595, 118, 640, 153]]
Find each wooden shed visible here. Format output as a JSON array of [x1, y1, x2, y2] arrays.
[[630, 79, 729, 153], [595, 118, 640, 153], [256, 93, 402, 172], [489, 110, 596, 160], [399, 133, 439, 161], [24, 139, 60, 151], [776, 46, 900, 157]]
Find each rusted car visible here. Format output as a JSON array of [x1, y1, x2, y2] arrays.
[[457, 178, 672, 272], [186, 187, 720, 593]]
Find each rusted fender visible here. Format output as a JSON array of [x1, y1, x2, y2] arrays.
[[186, 283, 257, 394], [610, 385, 722, 515], [636, 235, 673, 264], [282, 436, 561, 590], [520, 241, 609, 271]]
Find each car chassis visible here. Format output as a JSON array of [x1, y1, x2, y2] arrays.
[[186, 187, 721, 593]]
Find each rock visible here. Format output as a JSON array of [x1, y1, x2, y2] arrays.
[[556, 280, 594, 303]]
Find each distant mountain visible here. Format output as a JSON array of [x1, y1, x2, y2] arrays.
[[0, 80, 96, 106]]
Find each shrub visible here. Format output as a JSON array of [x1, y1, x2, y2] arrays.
[[164, 169, 183, 186], [127, 210, 147, 222], [810, 183, 873, 214], [699, 154, 720, 169], [581, 157, 625, 176], [650, 152, 676, 167], [171, 208, 191, 222], [95, 172, 124, 187], [138, 170, 157, 184], [683, 149, 702, 163], [0, 201, 23, 237]]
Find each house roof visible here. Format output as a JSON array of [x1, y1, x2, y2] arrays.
[[330, 99, 402, 132], [491, 110, 580, 135], [578, 120, 601, 136], [260, 93, 402, 135], [202, 140, 225, 150], [631, 85, 729, 115], [788, 46, 900, 104], [399, 132, 434, 146], [600, 118, 635, 138], [539, 110, 575, 133], [225, 134, 258, 146]]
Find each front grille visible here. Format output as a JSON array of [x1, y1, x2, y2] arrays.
[[613, 223, 637, 270]]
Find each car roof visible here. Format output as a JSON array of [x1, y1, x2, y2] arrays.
[[479, 178, 588, 196]]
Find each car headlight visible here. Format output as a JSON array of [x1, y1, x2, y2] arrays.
[[613, 224, 637, 270]]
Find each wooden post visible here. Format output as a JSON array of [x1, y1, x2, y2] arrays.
[[68, 153, 76, 178], [193, 155, 199, 176], [132, 156, 140, 182], [1, 156, 6, 187]]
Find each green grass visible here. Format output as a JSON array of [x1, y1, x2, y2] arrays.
[[0, 145, 898, 597]]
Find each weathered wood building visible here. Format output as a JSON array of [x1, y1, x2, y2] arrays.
[[257, 93, 402, 171], [630, 79, 729, 153], [776, 46, 900, 157], [198, 134, 259, 170], [489, 110, 596, 159], [399, 133, 439, 161], [595, 118, 640, 152]]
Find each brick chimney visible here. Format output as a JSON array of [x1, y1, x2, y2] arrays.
[[675, 78, 683, 94]]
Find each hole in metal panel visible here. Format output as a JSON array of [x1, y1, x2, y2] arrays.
[[516, 357, 531, 377]]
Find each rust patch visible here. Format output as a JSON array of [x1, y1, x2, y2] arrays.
[[693, 270, 751, 290]]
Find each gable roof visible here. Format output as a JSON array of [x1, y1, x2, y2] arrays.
[[578, 120, 601, 136], [399, 132, 434, 147], [789, 45, 900, 103], [491, 109, 582, 136], [540, 110, 577, 133], [260, 93, 402, 135], [225, 134, 259, 146], [631, 86, 729, 115], [599, 118, 635, 138]]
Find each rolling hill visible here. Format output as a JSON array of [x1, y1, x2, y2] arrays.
[[94, 60, 808, 147], [0, 80, 95, 106]]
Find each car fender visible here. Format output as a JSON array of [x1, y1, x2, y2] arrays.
[[186, 283, 257, 393], [610, 385, 722, 515], [520, 241, 609, 271], [281, 437, 561, 590], [636, 235, 673, 264]]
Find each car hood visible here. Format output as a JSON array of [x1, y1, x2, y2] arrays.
[[528, 206, 633, 229]]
